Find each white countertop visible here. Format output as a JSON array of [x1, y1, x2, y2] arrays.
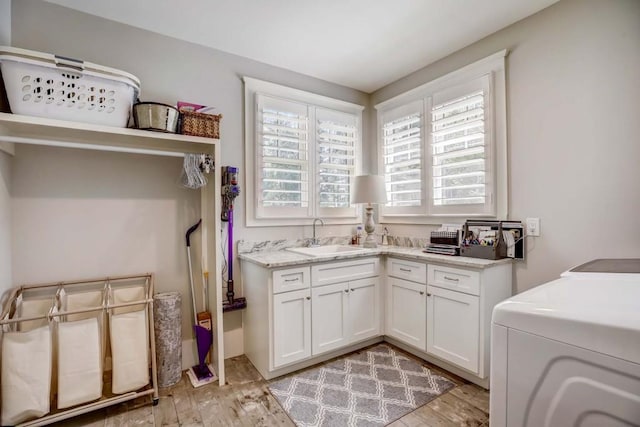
[[238, 246, 513, 269]]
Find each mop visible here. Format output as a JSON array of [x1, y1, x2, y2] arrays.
[[185, 219, 217, 388]]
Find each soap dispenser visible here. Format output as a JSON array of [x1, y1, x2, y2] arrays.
[[381, 227, 389, 246]]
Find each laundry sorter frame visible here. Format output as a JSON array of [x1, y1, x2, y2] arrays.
[[0, 273, 160, 426]]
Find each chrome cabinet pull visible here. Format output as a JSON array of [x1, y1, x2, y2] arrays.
[[399, 268, 412, 272], [284, 277, 299, 282], [443, 276, 459, 282]]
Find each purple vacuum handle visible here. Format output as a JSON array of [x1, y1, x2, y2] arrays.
[[228, 209, 233, 280], [186, 219, 202, 247]]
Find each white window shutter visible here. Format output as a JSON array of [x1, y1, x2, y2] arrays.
[[315, 108, 358, 217], [256, 94, 311, 218], [428, 75, 494, 216], [380, 100, 425, 216]]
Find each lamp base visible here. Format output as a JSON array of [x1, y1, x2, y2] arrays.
[[363, 233, 377, 248], [363, 205, 377, 248]]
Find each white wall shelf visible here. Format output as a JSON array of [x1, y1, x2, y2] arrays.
[[0, 112, 226, 387], [0, 112, 218, 157]]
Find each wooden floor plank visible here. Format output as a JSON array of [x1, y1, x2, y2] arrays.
[[152, 396, 179, 426], [411, 404, 458, 426], [449, 384, 490, 414], [427, 392, 489, 425]]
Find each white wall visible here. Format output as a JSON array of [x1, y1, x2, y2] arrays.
[[0, 0, 11, 298], [0, 0, 9, 46], [372, 0, 640, 292], [9, 0, 369, 357], [0, 151, 11, 296]]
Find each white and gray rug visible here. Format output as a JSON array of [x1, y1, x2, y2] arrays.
[[268, 344, 455, 426]]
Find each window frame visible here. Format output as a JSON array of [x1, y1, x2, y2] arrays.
[[375, 50, 508, 224], [244, 77, 365, 227]]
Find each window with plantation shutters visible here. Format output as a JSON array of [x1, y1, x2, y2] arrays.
[[256, 95, 310, 218], [381, 101, 424, 214], [376, 51, 507, 222], [429, 75, 493, 215], [316, 108, 357, 215], [382, 103, 423, 212], [245, 77, 363, 226]]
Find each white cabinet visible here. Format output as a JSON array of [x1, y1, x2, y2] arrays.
[[386, 277, 427, 351], [386, 257, 512, 386], [386, 257, 427, 283], [242, 252, 511, 385], [242, 258, 381, 380], [427, 285, 479, 373], [311, 277, 381, 356], [423, 261, 512, 384], [273, 266, 310, 293], [311, 257, 379, 287], [349, 277, 380, 342], [311, 257, 381, 356], [273, 288, 312, 368], [311, 282, 349, 355]]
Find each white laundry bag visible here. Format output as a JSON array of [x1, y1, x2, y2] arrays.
[[57, 317, 103, 408], [1, 325, 52, 425], [110, 286, 149, 394]]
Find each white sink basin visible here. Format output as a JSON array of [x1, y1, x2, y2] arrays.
[[286, 245, 369, 257]]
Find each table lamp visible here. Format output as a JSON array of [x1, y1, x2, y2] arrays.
[[351, 175, 388, 248]]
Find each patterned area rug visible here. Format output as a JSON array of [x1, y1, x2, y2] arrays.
[[268, 344, 455, 426]]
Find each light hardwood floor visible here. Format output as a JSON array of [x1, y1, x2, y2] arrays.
[[64, 344, 489, 426]]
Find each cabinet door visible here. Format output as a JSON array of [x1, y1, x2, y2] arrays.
[[386, 277, 427, 351], [311, 282, 349, 356], [348, 277, 380, 342], [273, 289, 311, 368], [427, 285, 479, 373]]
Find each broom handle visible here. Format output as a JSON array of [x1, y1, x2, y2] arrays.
[[186, 219, 202, 324]]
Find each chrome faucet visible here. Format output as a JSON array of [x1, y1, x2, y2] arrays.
[[310, 218, 324, 247]]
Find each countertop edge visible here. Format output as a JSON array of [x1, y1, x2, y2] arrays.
[[238, 247, 513, 269]]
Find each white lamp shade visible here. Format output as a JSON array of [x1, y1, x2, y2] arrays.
[[351, 175, 388, 204]]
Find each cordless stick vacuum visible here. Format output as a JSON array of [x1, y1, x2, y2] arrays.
[[221, 166, 247, 312], [185, 219, 217, 388]]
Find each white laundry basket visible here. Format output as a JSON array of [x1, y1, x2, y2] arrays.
[[0, 46, 140, 127]]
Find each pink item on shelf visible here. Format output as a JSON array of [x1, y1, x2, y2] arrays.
[[177, 101, 206, 112]]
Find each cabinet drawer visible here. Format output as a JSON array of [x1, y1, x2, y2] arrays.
[[273, 266, 310, 294], [428, 264, 480, 296], [311, 258, 379, 287], [386, 258, 427, 284]]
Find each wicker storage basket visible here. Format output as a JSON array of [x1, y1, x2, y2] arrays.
[[0, 46, 140, 127], [180, 110, 221, 139]]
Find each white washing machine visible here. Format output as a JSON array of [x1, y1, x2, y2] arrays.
[[490, 259, 640, 426]]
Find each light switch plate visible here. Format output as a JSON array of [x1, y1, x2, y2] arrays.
[[526, 218, 540, 236]]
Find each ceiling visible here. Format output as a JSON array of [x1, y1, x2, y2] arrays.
[[44, 0, 559, 93]]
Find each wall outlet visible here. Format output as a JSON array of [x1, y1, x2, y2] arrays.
[[526, 217, 540, 236]]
